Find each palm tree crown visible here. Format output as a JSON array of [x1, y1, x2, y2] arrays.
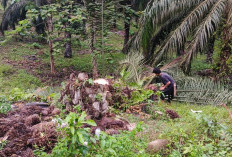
[[133, 0, 232, 73]]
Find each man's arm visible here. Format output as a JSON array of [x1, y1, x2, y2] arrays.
[[174, 83, 177, 96], [164, 81, 171, 88], [160, 81, 171, 90]]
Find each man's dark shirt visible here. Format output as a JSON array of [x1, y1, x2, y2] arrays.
[[160, 72, 175, 87]]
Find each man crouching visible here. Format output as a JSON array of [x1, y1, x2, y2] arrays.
[[153, 68, 176, 103]]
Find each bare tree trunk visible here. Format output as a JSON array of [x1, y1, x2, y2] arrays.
[[101, 0, 104, 53], [91, 17, 98, 79], [48, 16, 55, 74], [64, 22, 72, 58], [49, 40, 55, 74], [122, 12, 130, 53], [83, 0, 98, 79]]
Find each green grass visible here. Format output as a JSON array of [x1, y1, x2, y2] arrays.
[[123, 102, 232, 156], [105, 32, 124, 51], [0, 37, 125, 78], [42, 52, 125, 76], [0, 40, 48, 61], [0, 64, 41, 93], [191, 54, 212, 72]]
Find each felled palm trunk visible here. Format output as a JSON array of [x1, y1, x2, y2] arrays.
[[59, 73, 132, 134], [64, 22, 72, 58]]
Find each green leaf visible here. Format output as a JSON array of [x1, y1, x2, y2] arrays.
[[72, 136, 77, 144], [77, 132, 85, 144], [86, 120, 97, 126], [107, 148, 117, 155], [70, 126, 75, 135], [79, 112, 86, 123], [183, 147, 192, 154], [90, 137, 96, 144], [100, 140, 106, 148]]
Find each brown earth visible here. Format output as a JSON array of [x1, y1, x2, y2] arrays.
[[0, 105, 59, 157]]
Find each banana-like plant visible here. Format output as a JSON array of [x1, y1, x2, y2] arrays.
[[133, 0, 232, 74]]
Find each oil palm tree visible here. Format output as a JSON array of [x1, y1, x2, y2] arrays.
[[0, 0, 48, 34], [0, 0, 27, 34], [133, 0, 232, 74]]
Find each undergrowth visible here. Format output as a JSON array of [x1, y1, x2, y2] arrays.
[[33, 107, 149, 157], [124, 103, 232, 156]]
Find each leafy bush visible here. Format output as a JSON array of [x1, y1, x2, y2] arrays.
[[33, 108, 150, 157], [171, 114, 232, 157], [34, 107, 97, 157], [31, 42, 42, 49], [6, 88, 34, 102], [87, 122, 150, 157], [0, 96, 11, 114]]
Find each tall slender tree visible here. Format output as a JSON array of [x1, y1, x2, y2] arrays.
[[83, 0, 99, 78]]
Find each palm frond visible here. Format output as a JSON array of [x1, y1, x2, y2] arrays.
[[1, 0, 28, 34], [153, 0, 218, 65], [163, 68, 232, 105], [227, 0, 232, 35], [181, 0, 226, 73], [144, 10, 188, 63], [176, 77, 232, 105], [120, 51, 145, 83], [134, 0, 203, 51]]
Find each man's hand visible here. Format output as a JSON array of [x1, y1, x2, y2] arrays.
[[160, 86, 165, 91]]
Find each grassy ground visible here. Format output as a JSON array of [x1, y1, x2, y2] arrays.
[[123, 102, 232, 156], [0, 32, 125, 93], [191, 54, 212, 72]]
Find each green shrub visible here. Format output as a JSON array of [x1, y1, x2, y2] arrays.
[[31, 42, 42, 49], [171, 114, 232, 157], [0, 96, 11, 114], [88, 122, 150, 157], [34, 107, 97, 157]]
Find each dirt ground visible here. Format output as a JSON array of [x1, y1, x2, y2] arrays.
[[0, 105, 59, 157], [0, 103, 131, 157]]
